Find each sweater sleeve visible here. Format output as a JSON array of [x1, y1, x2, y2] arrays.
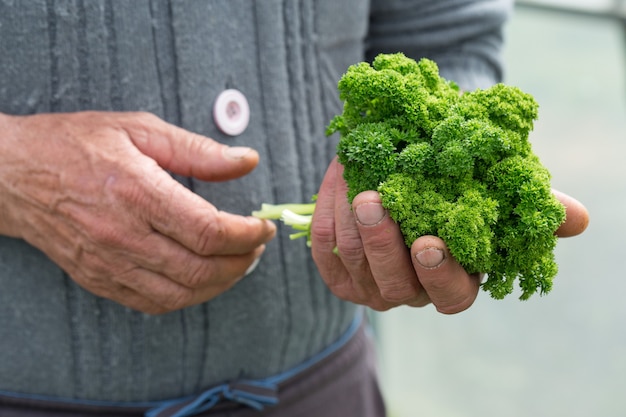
[[366, 0, 513, 91]]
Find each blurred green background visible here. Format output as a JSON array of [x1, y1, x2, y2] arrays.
[[378, 2, 626, 416]]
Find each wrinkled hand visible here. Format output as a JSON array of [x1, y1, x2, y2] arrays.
[[311, 158, 589, 314], [0, 112, 276, 314]]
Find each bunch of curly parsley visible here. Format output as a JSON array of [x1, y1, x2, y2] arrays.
[[256, 53, 565, 300]]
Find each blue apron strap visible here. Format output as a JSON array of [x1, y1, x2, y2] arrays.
[[145, 381, 279, 417]]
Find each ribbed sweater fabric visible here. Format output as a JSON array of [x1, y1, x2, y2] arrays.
[[0, 0, 511, 402]]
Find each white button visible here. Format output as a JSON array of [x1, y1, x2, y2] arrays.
[[213, 89, 250, 136]]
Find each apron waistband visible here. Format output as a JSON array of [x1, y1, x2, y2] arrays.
[[146, 311, 363, 417]]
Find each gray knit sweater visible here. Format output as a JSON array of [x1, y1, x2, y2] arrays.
[[0, 0, 511, 402]]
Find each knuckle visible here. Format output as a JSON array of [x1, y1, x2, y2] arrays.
[[74, 248, 109, 277], [379, 285, 415, 304], [195, 218, 225, 255], [421, 273, 454, 294], [119, 111, 167, 151], [102, 172, 153, 214], [181, 260, 213, 289], [191, 132, 219, 155], [129, 111, 161, 127], [85, 222, 125, 248], [310, 217, 336, 246], [335, 239, 365, 264]]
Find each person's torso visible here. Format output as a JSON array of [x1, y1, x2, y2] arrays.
[[0, 0, 368, 402]]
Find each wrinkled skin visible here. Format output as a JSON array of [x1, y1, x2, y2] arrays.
[[0, 111, 276, 314], [311, 158, 589, 314]]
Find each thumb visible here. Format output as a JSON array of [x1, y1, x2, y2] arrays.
[[126, 113, 259, 181], [552, 189, 590, 238]]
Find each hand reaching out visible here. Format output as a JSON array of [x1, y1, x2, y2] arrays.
[[0, 111, 276, 314], [311, 158, 589, 314]]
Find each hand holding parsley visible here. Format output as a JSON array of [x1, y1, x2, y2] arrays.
[[255, 53, 589, 302]]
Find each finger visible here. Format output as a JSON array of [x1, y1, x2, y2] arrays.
[[311, 159, 351, 288], [411, 235, 481, 314], [332, 162, 371, 285], [115, 247, 264, 313], [142, 176, 276, 256], [311, 160, 390, 309], [115, 266, 237, 313], [552, 189, 590, 237], [109, 288, 172, 315], [109, 267, 201, 313], [76, 276, 171, 315], [311, 158, 342, 252], [352, 191, 424, 305], [335, 181, 393, 310], [123, 112, 259, 181], [130, 231, 267, 290]]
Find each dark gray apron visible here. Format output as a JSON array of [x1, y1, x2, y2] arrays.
[[0, 314, 386, 417]]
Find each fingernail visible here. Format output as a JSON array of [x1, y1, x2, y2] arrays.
[[245, 255, 262, 276], [224, 146, 253, 160], [415, 247, 445, 269], [355, 202, 386, 226]]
